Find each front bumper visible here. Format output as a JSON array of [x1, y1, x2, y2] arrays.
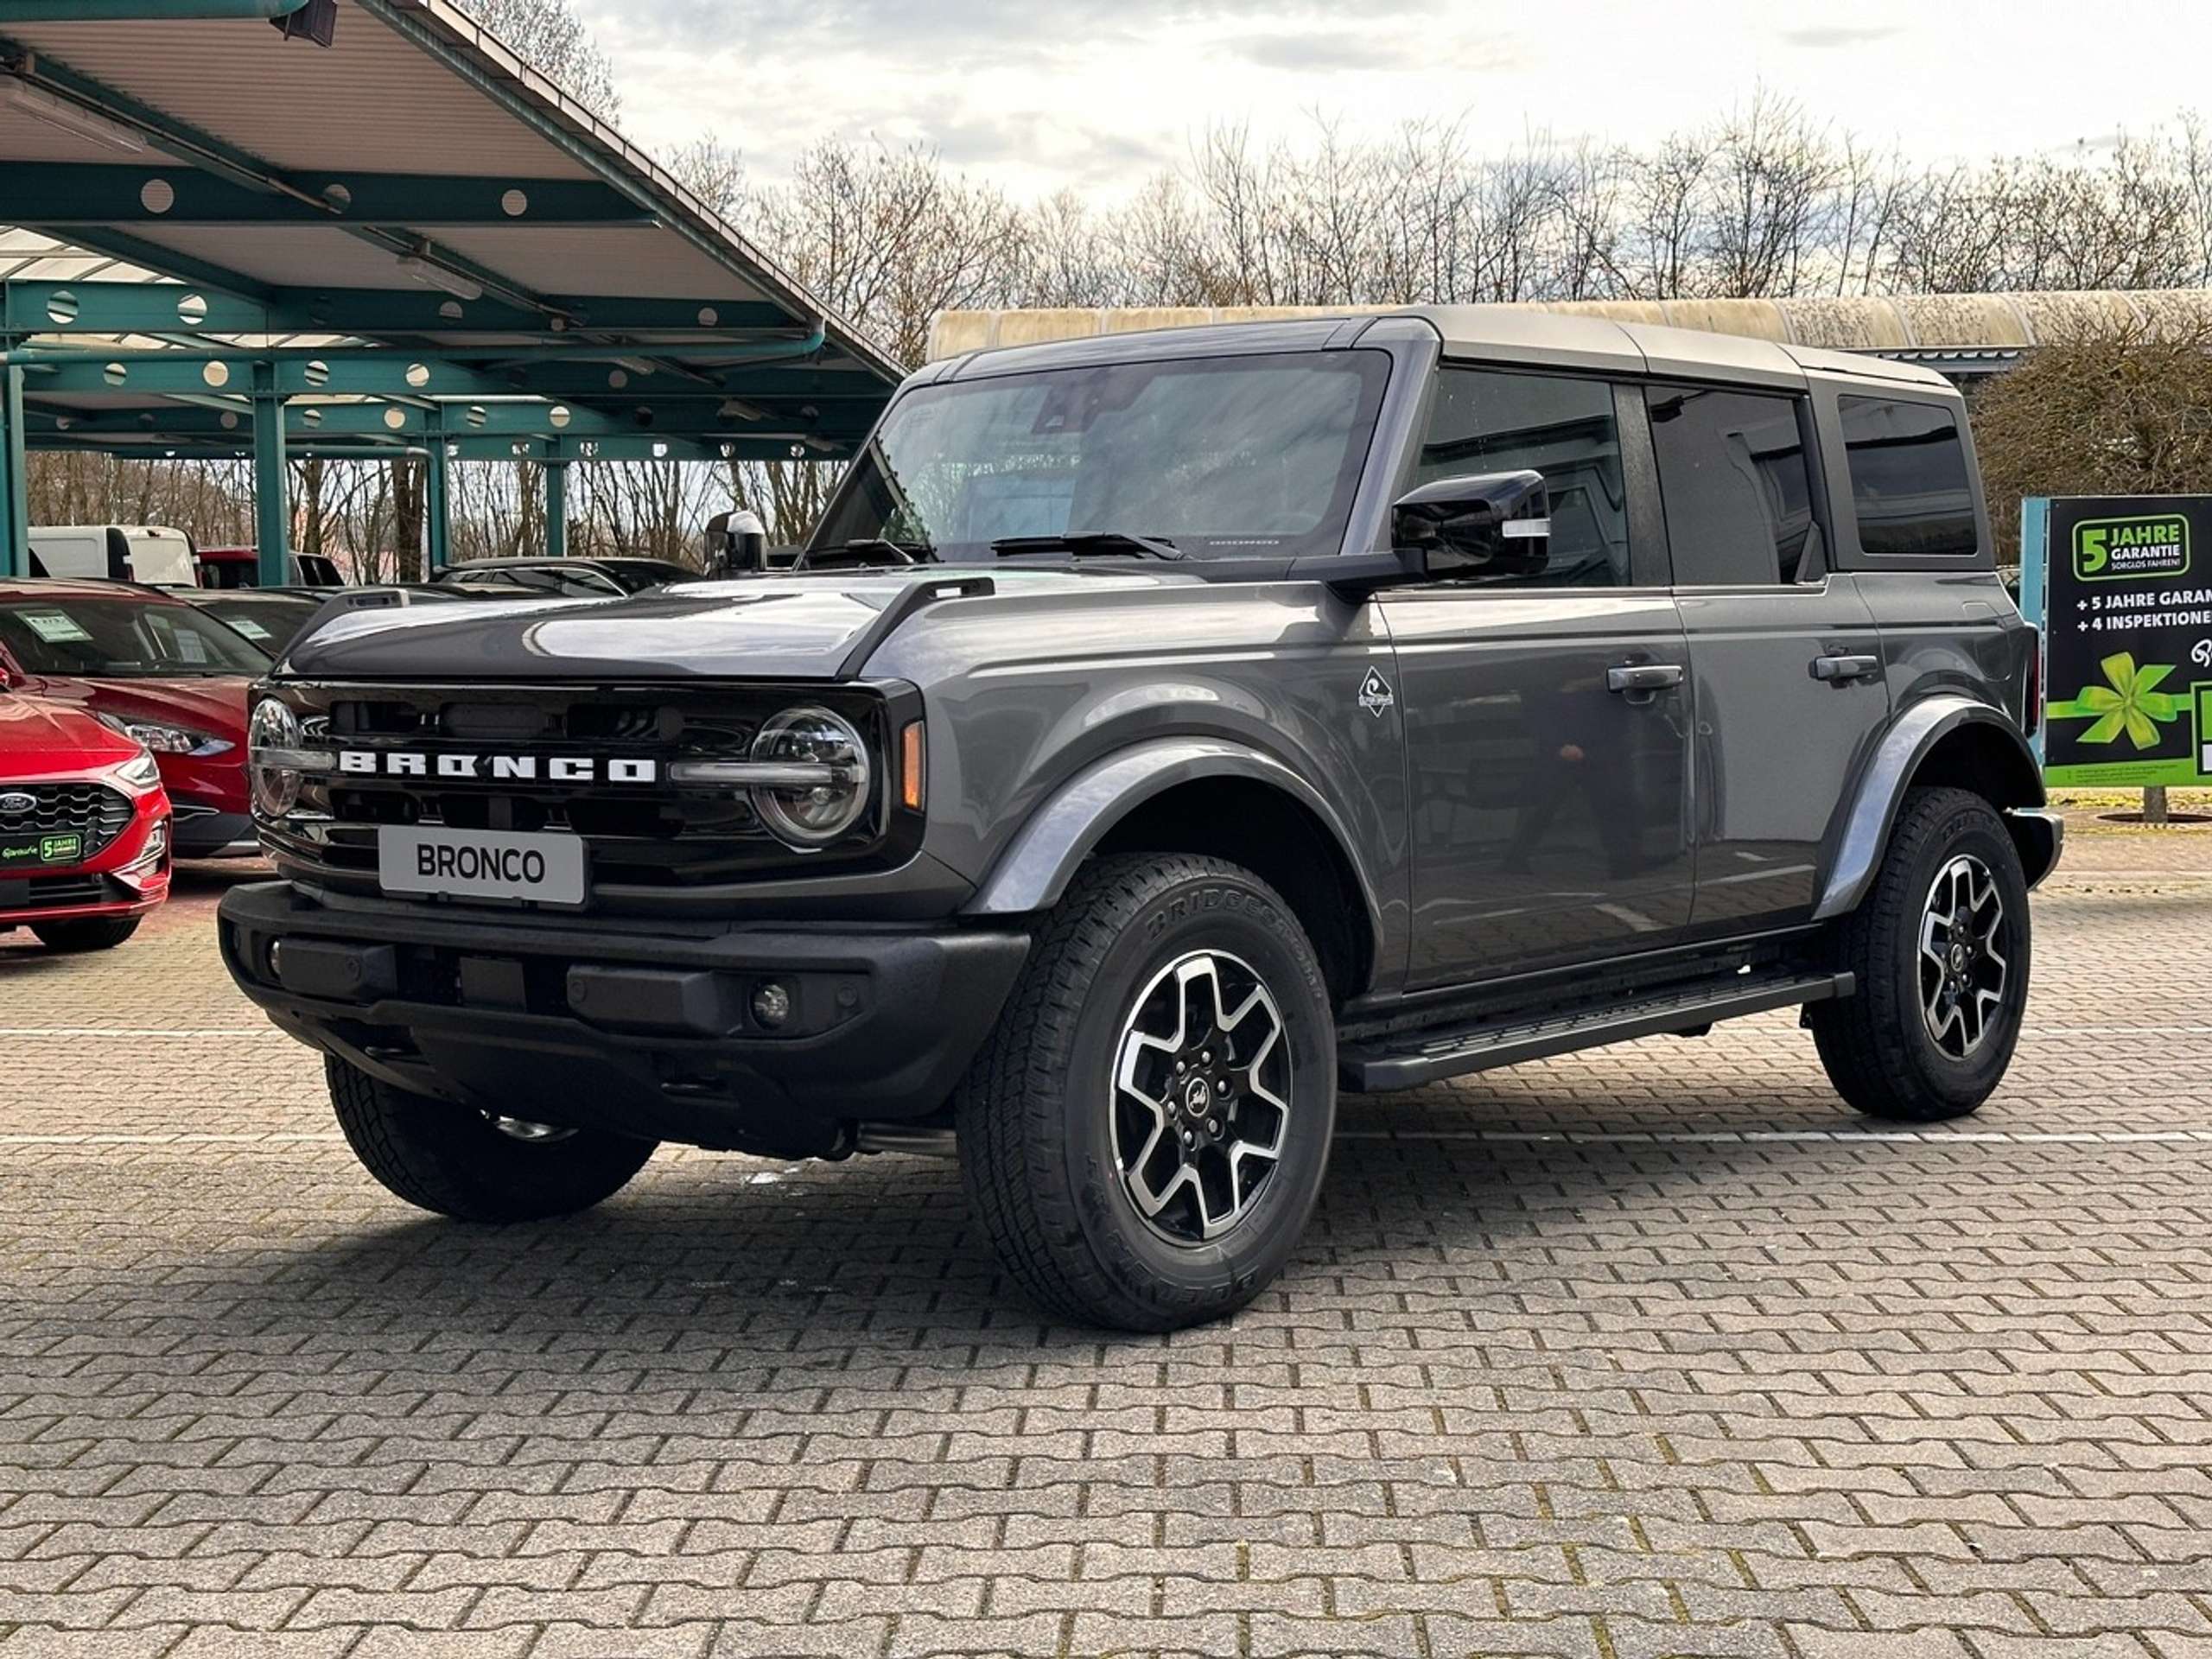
[[171, 806, 255, 857], [218, 882, 1030, 1154]]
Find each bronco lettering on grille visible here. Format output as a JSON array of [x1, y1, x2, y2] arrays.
[[339, 751, 658, 784]]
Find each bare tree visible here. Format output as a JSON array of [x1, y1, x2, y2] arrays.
[[453, 0, 620, 118], [1969, 318, 2212, 558]]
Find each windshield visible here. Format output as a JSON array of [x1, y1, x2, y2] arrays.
[[0, 595, 273, 677], [191, 597, 323, 651], [815, 350, 1391, 563]]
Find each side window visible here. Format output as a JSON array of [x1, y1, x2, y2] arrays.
[[1414, 367, 1630, 588], [1648, 386, 1817, 586], [1837, 396, 1978, 558]]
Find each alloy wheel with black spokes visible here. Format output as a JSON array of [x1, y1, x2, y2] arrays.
[[1918, 853, 2011, 1060], [957, 853, 1337, 1331], [1112, 949, 1294, 1245], [1811, 786, 2032, 1123]]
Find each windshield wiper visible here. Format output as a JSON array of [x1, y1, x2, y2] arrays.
[[991, 532, 1182, 563], [792, 537, 939, 571]]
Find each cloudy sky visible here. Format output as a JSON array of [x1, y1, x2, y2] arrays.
[[570, 1, 2212, 199]]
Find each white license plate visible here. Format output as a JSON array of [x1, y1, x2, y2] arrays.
[[378, 826, 586, 905]]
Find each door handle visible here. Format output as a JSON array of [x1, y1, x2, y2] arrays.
[[1605, 664, 1684, 697], [1810, 653, 1882, 683]]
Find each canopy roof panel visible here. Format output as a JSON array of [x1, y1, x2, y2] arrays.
[[0, 0, 902, 463]]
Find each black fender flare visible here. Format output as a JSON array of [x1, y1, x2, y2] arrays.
[[1814, 694, 2053, 921], [963, 734, 1387, 957]]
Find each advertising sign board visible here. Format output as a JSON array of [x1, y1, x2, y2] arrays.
[[2029, 495, 2212, 787]]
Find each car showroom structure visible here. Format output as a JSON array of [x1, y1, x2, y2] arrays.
[[0, 0, 904, 586]]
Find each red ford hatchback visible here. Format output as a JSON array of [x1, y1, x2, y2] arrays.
[[0, 581, 267, 857], [0, 688, 172, 950]]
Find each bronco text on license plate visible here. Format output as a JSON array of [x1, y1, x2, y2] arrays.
[[377, 825, 587, 905]]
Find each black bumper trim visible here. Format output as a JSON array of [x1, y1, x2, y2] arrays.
[[219, 881, 1029, 1150], [172, 809, 254, 857]]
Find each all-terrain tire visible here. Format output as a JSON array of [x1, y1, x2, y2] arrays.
[[956, 853, 1336, 1332], [31, 917, 141, 952], [1810, 786, 2031, 1122], [327, 1056, 657, 1222]]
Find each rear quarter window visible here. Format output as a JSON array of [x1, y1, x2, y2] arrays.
[[1838, 396, 1979, 559]]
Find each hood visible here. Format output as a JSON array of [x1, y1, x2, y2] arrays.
[[26, 675, 251, 741], [0, 690, 142, 774], [277, 570, 1173, 682]]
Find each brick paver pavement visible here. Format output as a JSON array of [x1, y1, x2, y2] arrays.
[[3, 816, 2210, 1657]]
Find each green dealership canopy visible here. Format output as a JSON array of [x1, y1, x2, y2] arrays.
[[0, 0, 904, 581]]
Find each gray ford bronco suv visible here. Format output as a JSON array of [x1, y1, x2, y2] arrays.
[[222, 309, 2060, 1330]]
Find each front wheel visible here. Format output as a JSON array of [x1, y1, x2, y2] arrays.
[[957, 854, 1336, 1331], [1810, 787, 2031, 1122], [327, 1057, 657, 1222]]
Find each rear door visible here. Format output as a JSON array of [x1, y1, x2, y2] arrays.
[[1382, 365, 1694, 988], [1648, 385, 1891, 931]]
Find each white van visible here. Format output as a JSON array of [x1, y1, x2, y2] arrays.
[[29, 524, 200, 588]]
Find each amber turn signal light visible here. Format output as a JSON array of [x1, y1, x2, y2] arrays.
[[900, 720, 926, 811]]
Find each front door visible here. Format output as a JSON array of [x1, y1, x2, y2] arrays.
[[1382, 366, 1694, 989], [1644, 384, 1891, 929]]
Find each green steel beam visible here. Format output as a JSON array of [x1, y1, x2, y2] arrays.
[[5, 166, 652, 227], [543, 461, 567, 559], [251, 361, 288, 588], [1, 365, 28, 580], [22, 353, 524, 400], [0, 280, 794, 339], [28, 397, 867, 449], [17, 356, 882, 405], [39, 400, 635, 440]]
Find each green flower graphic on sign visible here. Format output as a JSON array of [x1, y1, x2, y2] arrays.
[[2048, 652, 2183, 750]]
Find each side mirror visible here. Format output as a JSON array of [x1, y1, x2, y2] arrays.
[[704, 509, 768, 577], [1392, 469, 1550, 581]]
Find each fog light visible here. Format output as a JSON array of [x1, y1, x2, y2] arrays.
[[751, 981, 792, 1029]]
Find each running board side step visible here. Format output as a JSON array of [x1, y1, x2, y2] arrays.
[[1339, 970, 1854, 1092]]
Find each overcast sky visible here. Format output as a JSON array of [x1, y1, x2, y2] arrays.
[[570, 1, 2212, 199]]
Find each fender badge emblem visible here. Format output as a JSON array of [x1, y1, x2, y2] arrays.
[[1357, 668, 1395, 719]]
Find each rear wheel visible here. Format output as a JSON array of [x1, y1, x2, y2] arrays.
[[1810, 787, 2031, 1122], [31, 917, 141, 952], [956, 854, 1336, 1331], [326, 1056, 657, 1222]]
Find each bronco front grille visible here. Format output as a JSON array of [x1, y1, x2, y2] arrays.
[[0, 784, 134, 861], [259, 681, 920, 910]]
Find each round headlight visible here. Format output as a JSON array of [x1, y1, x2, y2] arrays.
[[249, 697, 302, 818], [749, 707, 871, 849]]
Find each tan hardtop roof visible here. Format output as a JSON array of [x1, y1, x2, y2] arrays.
[[939, 304, 1953, 392]]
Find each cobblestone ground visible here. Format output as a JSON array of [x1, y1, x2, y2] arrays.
[[3, 817, 2211, 1658]]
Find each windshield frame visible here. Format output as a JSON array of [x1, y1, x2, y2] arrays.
[[810, 346, 1396, 569], [0, 594, 275, 678]]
